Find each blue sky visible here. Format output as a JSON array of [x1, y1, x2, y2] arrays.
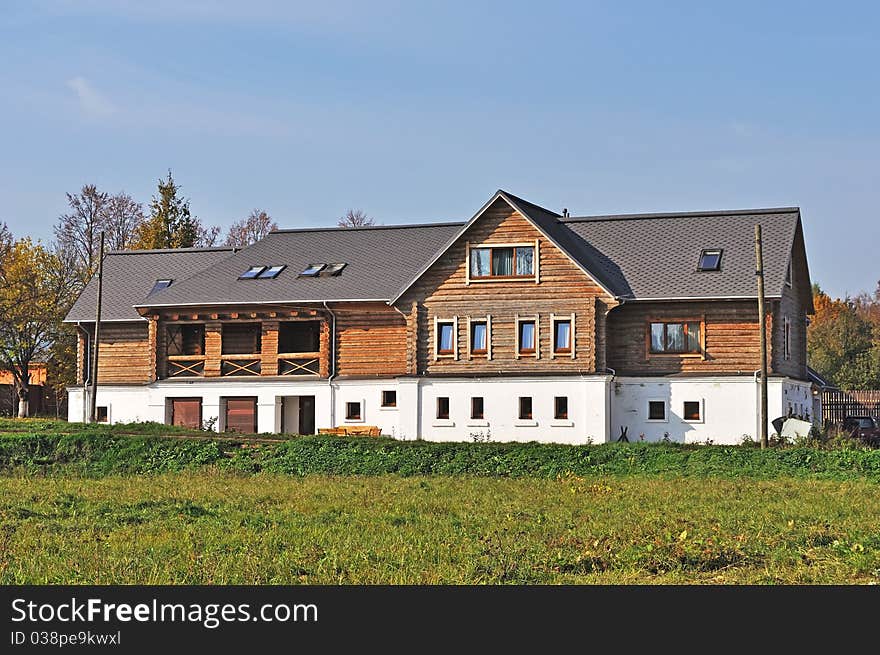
[[1, 1, 878, 298]]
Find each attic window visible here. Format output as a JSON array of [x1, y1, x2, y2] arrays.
[[299, 264, 326, 277], [319, 262, 347, 277], [697, 249, 722, 271], [257, 265, 286, 279], [239, 266, 266, 279], [149, 279, 173, 294]]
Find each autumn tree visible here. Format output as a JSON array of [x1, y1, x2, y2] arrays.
[[54, 184, 108, 282], [225, 209, 278, 247], [337, 209, 374, 228], [103, 191, 145, 251], [133, 171, 219, 249], [0, 221, 10, 257], [0, 239, 78, 417]]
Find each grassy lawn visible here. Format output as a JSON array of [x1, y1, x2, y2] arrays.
[[1, 471, 878, 584]]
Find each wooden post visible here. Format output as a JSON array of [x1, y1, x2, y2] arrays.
[[88, 231, 105, 423], [755, 224, 769, 449]]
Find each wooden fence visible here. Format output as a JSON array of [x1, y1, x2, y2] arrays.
[[821, 389, 880, 425]]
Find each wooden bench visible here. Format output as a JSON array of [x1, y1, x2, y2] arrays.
[[318, 425, 381, 437]]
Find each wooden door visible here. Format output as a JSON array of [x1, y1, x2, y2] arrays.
[[225, 397, 257, 433], [171, 398, 202, 429]]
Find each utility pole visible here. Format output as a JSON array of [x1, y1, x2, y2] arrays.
[[88, 231, 105, 423], [755, 224, 769, 449]]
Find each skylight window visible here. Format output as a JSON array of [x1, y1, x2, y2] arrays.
[[239, 266, 266, 279], [319, 262, 347, 277], [257, 265, 286, 279], [697, 249, 722, 271], [149, 279, 173, 294], [299, 264, 326, 277]]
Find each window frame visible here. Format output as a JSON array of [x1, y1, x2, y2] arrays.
[[465, 240, 540, 284], [647, 318, 705, 358], [554, 396, 568, 420], [239, 266, 266, 279], [467, 316, 492, 359], [682, 400, 704, 423], [256, 265, 286, 279], [434, 317, 458, 360], [471, 396, 484, 420], [345, 401, 363, 422], [516, 314, 540, 358], [696, 249, 723, 272], [518, 396, 533, 420], [647, 399, 668, 423], [436, 396, 450, 420], [783, 316, 792, 361], [380, 390, 397, 408], [551, 313, 576, 359]]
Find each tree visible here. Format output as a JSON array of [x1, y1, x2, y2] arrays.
[[54, 184, 108, 282], [225, 209, 278, 247], [133, 171, 220, 249], [337, 209, 374, 228], [0, 221, 10, 260], [0, 239, 77, 417], [104, 192, 145, 251]]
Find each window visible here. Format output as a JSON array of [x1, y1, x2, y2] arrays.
[[697, 249, 722, 271], [471, 321, 487, 354], [381, 390, 397, 408], [518, 320, 536, 354], [319, 262, 347, 277], [437, 321, 455, 355], [225, 397, 257, 433], [436, 397, 450, 420], [471, 397, 484, 420], [554, 319, 572, 353], [149, 279, 173, 294], [519, 397, 533, 420], [783, 317, 791, 360], [299, 263, 326, 277], [96, 406, 109, 423], [279, 321, 320, 353], [167, 324, 205, 356], [650, 321, 701, 354], [345, 401, 362, 421], [239, 266, 266, 279], [648, 400, 666, 421], [683, 401, 702, 422], [470, 245, 535, 278], [222, 323, 262, 355], [785, 262, 792, 287], [170, 398, 202, 429], [257, 265, 286, 279], [554, 396, 568, 420]]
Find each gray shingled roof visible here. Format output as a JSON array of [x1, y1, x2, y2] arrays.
[[64, 248, 237, 322], [561, 207, 801, 300], [137, 222, 462, 308]]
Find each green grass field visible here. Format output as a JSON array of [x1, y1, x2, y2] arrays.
[[2, 471, 878, 584]]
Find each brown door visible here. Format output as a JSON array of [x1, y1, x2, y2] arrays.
[[225, 397, 257, 433], [171, 398, 202, 428]]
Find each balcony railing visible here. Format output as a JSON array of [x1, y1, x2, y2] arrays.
[[220, 355, 262, 376], [166, 355, 206, 377], [277, 352, 321, 376]]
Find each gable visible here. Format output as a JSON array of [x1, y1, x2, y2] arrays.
[[397, 197, 613, 304]]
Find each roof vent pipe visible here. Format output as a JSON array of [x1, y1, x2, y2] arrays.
[[562, 208, 569, 218]]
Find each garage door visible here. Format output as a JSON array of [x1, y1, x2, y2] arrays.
[[225, 397, 257, 433], [171, 398, 202, 429]]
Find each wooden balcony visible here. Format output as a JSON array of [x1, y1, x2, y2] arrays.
[[277, 352, 321, 377], [166, 355, 206, 378], [220, 355, 262, 377]]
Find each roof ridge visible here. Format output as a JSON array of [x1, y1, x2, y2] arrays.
[[106, 247, 238, 255], [270, 221, 465, 235], [562, 207, 800, 223]]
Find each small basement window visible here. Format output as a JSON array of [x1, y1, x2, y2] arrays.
[[554, 396, 568, 420], [381, 390, 397, 408], [648, 400, 667, 421], [683, 401, 702, 422], [149, 279, 173, 294], [519, 397, 533, 420], [697, 249, 722, 271], [436, 397, 450, 420], [471, 397, 484, 420], [299, 263, 326, 277], [257, 265, 286, 279], [239, 266, 266, 279], [96, 406, 109, 423], [345, 401, 362, 421]]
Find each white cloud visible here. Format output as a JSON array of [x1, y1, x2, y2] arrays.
[[66, 76, 116, 118]]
